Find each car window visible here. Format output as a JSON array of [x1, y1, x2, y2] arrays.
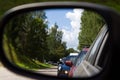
[[65, 55, 78, 63], [95, 32, 109, 68], [74, 50, 87, 66], [87, 25, 108, 64]]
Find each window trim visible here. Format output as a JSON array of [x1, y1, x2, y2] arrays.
[[94, 32, 109, 68], [86, 25, 108, 65]]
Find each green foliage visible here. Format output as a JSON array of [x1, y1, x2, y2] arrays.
[[24, 15, 48, 61], [16, 55, 41, 70], [3, 35, 19, 63], [78, 10, 105, 50], [16, 55, 52, 70], [4, 11, 49, 66], [4, 34, 51, 70], [47, 23, 66, 62], [4, 10, 68, 68]]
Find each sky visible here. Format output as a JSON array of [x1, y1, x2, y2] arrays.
[[45, 8, 84, 50]]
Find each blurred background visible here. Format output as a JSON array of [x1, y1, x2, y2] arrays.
[[0, 0, 120, 19]]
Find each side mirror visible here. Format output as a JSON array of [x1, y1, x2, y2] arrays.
[[65, 60, 73, 67], [0, 1, 119, 80]]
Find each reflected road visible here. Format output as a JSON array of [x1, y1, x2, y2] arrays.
[[0, 65, 57, 80], [0, 66, 34, 80], [36, 66, 57, 76]]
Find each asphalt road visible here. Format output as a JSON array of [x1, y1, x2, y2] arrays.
[[35, 66, 57, 76], [0, 66, 57, 80], [0, 66, 35, 80]]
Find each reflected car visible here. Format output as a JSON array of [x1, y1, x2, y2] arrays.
[[57, 53, 78, 77], [65, 47, 89, 77]]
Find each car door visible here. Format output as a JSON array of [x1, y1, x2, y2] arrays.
[[73, 25, 109, 77]]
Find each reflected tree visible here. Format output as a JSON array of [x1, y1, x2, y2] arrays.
[[4, 11, 49, 68], [78, 10, 105, 50], [47, 23, 67, 62]]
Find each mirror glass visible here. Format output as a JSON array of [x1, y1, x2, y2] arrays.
[[3, 8, 107, 78]]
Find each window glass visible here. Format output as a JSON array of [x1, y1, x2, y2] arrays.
[[96, 32, 109, 68], [87, 26, 107, 64], [65, 55, 78, 63], [75, 51, 87, 66]]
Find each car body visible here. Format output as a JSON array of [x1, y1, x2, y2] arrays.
[[72, 25, 108, 77], [67, 47, 89, 77], [57, 53, 78, 77]]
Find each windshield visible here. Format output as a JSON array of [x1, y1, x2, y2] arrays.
[[65, 55, 78, 63]]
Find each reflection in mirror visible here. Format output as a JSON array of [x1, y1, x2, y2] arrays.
[[3, 8, 106, 78]]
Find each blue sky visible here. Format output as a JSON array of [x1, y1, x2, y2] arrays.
[[45, 9, 72, 30], [45, 9, 84, 51]]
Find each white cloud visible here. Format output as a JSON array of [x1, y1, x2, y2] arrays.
[[62, 9, 84, 50]]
